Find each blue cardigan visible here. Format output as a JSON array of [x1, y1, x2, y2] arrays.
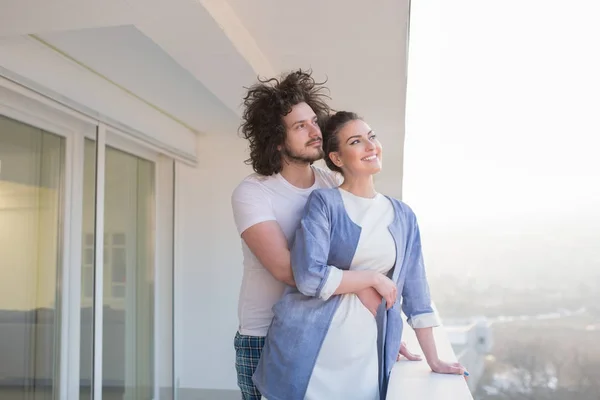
[[253, 188, 435, 400]]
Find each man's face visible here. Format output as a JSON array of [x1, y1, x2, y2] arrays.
[[280, 102, 324, 164]]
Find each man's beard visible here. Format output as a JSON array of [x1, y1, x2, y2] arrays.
[[282, 143, 324, 164]]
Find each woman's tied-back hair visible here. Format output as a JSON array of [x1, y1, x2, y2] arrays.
[[322, 111, 361, 174], [240, 69, 331, 176]]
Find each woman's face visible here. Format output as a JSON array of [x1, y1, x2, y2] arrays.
[[329, 119, 383, 177]]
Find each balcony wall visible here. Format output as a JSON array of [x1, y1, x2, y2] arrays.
[[388, 324, 474, 399]]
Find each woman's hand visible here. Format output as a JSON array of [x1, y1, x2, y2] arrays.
[[429, 359, 469, 377], [356, 287, 382, 316], [372, 273, 397, 309]]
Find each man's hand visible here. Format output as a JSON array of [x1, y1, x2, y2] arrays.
[[397, 341, 422, 361], [356, 287, 382, 317]]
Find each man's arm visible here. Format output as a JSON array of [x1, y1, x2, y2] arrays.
[[232, 183, 380, 290], [241, 221, 295, 286], [242, 220, 395, 297], [232, 181, 295, 286], [290, 191, 397, 306]]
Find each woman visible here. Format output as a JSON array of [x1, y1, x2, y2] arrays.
[[253, 112, 467, 400]]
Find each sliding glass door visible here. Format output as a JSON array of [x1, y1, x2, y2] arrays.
[[102, 145, 156, 400], [1, 83, 174, 400], [0, 115, 65, 400], [81, 139, 160, 400]]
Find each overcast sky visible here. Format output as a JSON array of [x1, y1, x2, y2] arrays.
[[403, 0, 600, 278]]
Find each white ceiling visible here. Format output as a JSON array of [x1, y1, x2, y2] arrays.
[[0, 0, 169, 37], [227, 0, 410, 121], [0, 0, 411, 144], [37, 25, 242, 136]]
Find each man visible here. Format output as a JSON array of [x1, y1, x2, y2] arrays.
[[231, 70, 419, 400]]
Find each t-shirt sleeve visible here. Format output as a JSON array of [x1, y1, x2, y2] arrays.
[[231, 181, 276, 235], [318, 167, 343, 187]]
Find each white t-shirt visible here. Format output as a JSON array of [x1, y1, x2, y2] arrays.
[[231, 165, 341, 336]]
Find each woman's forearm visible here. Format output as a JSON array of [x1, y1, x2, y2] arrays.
[[333, 270, 377, 295], [414, 327, 441, 368]]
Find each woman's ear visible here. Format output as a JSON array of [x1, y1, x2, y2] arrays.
[[329, 152, 343, 168]]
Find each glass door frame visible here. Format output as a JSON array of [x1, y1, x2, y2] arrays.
[[0, 76, 93, 400], [0, 75, 175, 400]]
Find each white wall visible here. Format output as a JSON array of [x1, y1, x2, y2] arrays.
[[174, 133, 250, 390]]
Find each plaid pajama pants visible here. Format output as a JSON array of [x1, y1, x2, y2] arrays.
[[234, 332, 266, 400]]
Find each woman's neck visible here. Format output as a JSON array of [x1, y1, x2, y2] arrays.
[[339, 175, 377, 198]]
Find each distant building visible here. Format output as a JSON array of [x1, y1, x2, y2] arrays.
[[445, 319, 493, 392]]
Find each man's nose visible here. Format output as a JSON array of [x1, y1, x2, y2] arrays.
[[308, 123, 320, 138]]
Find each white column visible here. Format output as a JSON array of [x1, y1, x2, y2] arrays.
[[92, 123, 106, 400]]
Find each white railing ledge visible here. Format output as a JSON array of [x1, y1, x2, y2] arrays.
[[386, 324, 473, 399]]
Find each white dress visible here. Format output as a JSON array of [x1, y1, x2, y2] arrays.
[[305, 189, 396, 399], [262, 189, 395, 400]]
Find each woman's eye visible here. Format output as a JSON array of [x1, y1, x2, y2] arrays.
[[350, 140, 359, 145], [370, 135, 377, 140]]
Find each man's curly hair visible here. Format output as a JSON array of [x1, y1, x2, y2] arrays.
[[240, 69, 331, 176]]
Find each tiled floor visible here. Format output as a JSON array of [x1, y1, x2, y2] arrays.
[[0, 387, 124, 400], [0, 387, 238, 400]]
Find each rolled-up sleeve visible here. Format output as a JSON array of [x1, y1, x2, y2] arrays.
[[291, 191, 340, 299], [318, 267, 343, 300], [402, 214, 440, 329]]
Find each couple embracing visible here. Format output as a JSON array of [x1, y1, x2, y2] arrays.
[[231, 70, 467, 400]]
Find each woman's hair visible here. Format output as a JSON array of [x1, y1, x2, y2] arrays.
[[322, 111, 361, 174], [239, 69, 331, 176]]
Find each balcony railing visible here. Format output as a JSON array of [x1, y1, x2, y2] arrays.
[[387, 324, 474, 399]]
